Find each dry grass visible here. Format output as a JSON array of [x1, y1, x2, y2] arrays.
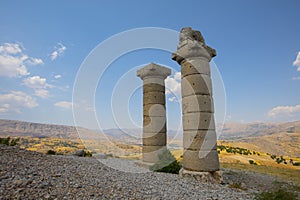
[[221, 163, 300, 185]]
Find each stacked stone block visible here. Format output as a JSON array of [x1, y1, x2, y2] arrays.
[[172, 27, 222, 182], [137, 63, 171, 163]]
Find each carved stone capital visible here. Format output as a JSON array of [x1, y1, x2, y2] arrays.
[[137, 63, 171, 80], [172, 27, 216, 64]]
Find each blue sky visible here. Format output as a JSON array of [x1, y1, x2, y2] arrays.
[[0, 0, 299, 130]]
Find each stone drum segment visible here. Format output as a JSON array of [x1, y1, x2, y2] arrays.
[[172, 27, 222, 183], [137, 63, 171, 163]]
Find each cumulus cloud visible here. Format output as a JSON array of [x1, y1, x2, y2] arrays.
[[268, 105, 300, 119], [165, 72, 181, 102], [165, 72, 181, 96], [23, 76, 53, 98], [23, 76, 52, 89], [293, 52, 300, 71], [54, 74, 62, 79], [0, 43, 22, 54], [54, 101, 73, 109], [34, 89, 50, 99], [0, 43, 43, 77], [26, 57, 44, 65], [0, 91, 38, 114], [50, 43, 66, 61]]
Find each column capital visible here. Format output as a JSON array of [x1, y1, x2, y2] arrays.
[[137, 63, 171, 80], [172, 27, 216, 64]]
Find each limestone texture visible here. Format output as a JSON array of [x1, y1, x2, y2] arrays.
[[137, 63, 171, 163], [172, 27, 221, 182]]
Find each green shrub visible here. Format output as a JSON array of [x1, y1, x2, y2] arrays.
[[10, 138, 20, 146], [149, 149, 182, 174], [0, 137, 20, 146], [0, 137, 10, 145], [255, 189, 297, 200], [249, 160, 257, 165], [293, 162, 300, 166], [46, 149, 56, 155], [276, 157, 284, 164], [84, 151, 92, 157]]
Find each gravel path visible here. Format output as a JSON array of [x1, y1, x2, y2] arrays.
[[98, 158, 150, 174], [0, 144, 295, 199]]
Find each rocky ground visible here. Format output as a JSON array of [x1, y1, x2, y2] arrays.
[[0, 144, 298, 199]]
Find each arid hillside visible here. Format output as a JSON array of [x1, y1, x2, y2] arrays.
[[1, 119, 299, 157]]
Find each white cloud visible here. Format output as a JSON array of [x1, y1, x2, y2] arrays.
[[26, 57, 44, 65], [50, 43, 66, 61], [51, 51, 58, 60], [0, 91, 38, 113], [54, 74, 62, 79], [54, 101, 73, 109], [23, 76, 52, 89], [293, 52, 300, 71], [168, 97, 176, 102], [34, 89, 50, 99], [0, 43, 22, 54], [23, 76, 53, 98], [165, 72, 181, 96], [0, 54, 29, 77], [268, 105, 300, 118], [0, 43, 43, 77]]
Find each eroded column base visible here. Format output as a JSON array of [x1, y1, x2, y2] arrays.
[[179, 168, 223, 184]]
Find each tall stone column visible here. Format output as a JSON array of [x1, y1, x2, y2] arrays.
[[137, 63, 171, 163], [172, 27, 222, 183]]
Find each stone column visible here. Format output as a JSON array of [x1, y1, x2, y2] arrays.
[[172, 27, 222, 183], [137, 63, 171, 163]]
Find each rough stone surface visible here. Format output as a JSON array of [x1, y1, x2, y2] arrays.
[[137, 63, 171, 80], [172, 27, 220, 180], [143, 91, 166, 105], [137, 63, 171, 163], [181, 59, 211, 77], [143, 132, 166, 146], [180, 169, 223, 184], [142, 146, 167, 163], [144, 104, 166, 117], [183, 150, 220, 172], [182, 95, 214, 114], [143, 116, 166, 133], [182, 112, 215, 131], [3, 144, 298, 199], [183, 130, 217, 151], [72, 149, 85, 157], [143, 83, 165, 92], [181, 74, 212, 97]]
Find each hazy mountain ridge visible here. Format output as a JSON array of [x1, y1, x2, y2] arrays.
[[0, 119, 103, 139], [0, 119, 299, 157], [219, 121, 300, 140]]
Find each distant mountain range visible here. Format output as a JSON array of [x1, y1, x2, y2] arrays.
[[219, 121, 300, 157], [0, 119, 299, 157], [0, 119, 103, 140], [218, 121, 300, 140]]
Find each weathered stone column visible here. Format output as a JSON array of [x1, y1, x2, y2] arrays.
[[137, 63, 171, 163], [172, 27, 222, 183]]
